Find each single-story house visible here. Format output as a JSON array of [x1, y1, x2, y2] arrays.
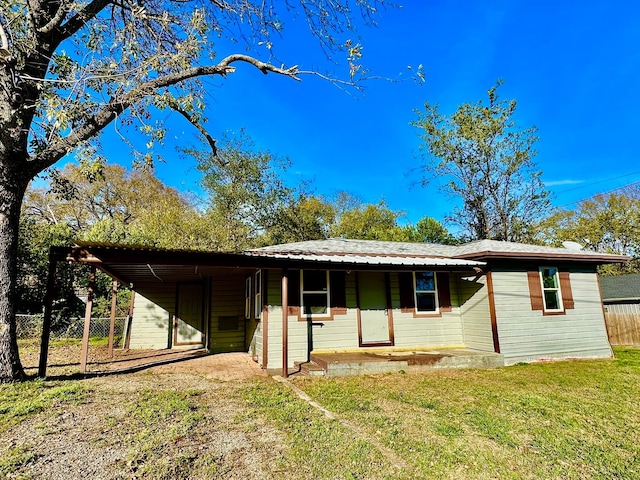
[[600, 274, 640, 346], [45, 238, 628, 376]]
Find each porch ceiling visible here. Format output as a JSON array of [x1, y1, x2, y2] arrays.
[[51, 244, 262, 287]]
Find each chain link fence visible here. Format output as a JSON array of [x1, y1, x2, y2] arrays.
[[16, 314, 127, 341]]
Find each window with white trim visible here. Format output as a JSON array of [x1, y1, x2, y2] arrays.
[[540, 267, 563, 311], [414, 271, 439, 312], [301, 270, 330, 317], [244, 277, 252, 319], [255, 270, 262, 319]]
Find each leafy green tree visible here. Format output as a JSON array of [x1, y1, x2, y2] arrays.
[[25, 163, 213, 249], [16, 218, 80, 318], [538, 190, 639, 274], [261, 195, 336, 245], [330, 200, 408, 241], [403, 216, 458, 245], [19, 163, 220, 320], [193, 132, 294, 251], [1, 0, 389, 381], [414, 80, 550, 242]]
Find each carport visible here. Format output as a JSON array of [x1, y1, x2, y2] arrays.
[[37, 243, 295, 378]]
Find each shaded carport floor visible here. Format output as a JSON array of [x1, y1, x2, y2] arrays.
[[23, 342, 267, 380]]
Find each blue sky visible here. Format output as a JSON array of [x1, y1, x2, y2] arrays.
[[95, 1, 640, 227]]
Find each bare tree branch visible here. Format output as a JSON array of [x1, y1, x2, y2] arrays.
[[168, 100, 218, 156], [52, 0, 113, 45], [37, 0, 71, 34], [28, 54, 300, 173]]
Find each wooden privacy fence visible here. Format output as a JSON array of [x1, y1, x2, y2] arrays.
[[605, 306, 640, 346]]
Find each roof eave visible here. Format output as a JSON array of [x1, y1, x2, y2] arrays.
[[454, 251, 631, 264], [57, 245, 485, 273]]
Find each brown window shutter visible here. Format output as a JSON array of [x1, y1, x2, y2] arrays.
[[399, 272, 415, 310], [287, 270, 300, 315], [559, 271, 574, 310], [330, 271, 347, 309], [437, 272, 452, 312], [527, 270, 544, 311]]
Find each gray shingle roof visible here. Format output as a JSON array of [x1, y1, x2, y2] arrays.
[[600, 274, 640, 302], [251, 238, 458, 257], [249, 239, 479, 268], [452, 239, 627, 261]]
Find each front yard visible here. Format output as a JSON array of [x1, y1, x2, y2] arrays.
[[1, 343, 639, 479]]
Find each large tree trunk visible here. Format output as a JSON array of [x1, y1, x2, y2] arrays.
[[0, 164, 29, 383]]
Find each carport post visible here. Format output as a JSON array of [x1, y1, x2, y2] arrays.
[[282, 270, 289, 378], [123, 290, 135, 350], [38, 250, 58, 378], [80, 266, 96, 373], [108, 280, 118, 358]]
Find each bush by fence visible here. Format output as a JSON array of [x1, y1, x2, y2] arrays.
[[16, 314, 127, 340]]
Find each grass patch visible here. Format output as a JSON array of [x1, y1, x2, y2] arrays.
[[0, 380, 86, 432], [4, 347, 639, 479], [120, 387, 208, 478], [241, 380, 391, 479], [0, 446, 37, 477], [18, 336, 114, 350], [294, 348, 640, 479]]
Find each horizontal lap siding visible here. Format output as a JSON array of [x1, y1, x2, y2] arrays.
[[492, 269, 612, 364], [265, 270, 360, 369], [312, 272, 359, 352], [210, 273, 246, 353], [253, 321, 263, 362], [266, 306, 309, 369], [459, 275, 494, 352], [390, 273, 465, 348], [129, 290, 172, 349]]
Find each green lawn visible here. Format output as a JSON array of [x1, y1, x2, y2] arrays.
[[1, 347, 638, 479], [275, 347, 640, 479]]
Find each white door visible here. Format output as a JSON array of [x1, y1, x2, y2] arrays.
[[358, 272, 393, 345], [174, 283, 204, 346]]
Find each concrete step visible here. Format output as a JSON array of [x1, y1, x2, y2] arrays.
[[310, 349, 505, 377], [295, 360, 326, 376]]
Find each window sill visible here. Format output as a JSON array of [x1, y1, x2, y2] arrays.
[[288, 306, 348, 321], [400, 307, 452, 318]]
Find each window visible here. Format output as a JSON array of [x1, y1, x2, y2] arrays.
[[244, 277, 252, 319], [414, 271, 439, 312], [539, 267, 563, 312], [301, 270, 330, 317], [399, 272, 451, 315], [255, 270, 262, 319]]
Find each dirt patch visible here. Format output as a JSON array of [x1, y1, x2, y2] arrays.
[[4, 375, 283, 479], [4, 344, 281, 479]]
